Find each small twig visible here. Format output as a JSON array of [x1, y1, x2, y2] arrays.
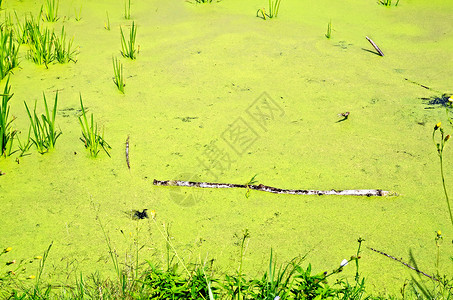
[[365, 36, 384, 56], [153, 179, 393, 197], [125, 135, 130, 169], [368, 247, 438, 281]]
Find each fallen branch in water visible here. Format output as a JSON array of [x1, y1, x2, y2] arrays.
[[153, 179, 393, 197], [365, 36, 384, 56], [367, 247, 438, 281]]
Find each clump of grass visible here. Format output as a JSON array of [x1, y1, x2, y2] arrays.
[[112, 57, 125, 93], [78, 95, 111, 158], [379, 0, 400, 6], [0, 25, 20, 81], [53, 26, 77, 63], [257, 0, 282, 20], [325, 20, 332, 39], [120, 21, 137, 59], [104, 11, 110, 30], [41, 0, 59, 22], [0, 76, 16, 157], [24, 19, 77, 67], [24, 91, 62, 154], [124, 0, 131, 20]]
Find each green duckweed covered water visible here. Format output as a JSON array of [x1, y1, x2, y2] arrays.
[[1, 0, 453, 296]]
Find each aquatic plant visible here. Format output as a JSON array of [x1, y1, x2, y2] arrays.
[[0, 76, 16, 157], [325, 20, 332, 39], [74, 6, 82, 21], [257, 0, 282, 20], [24, 91, 62, 154], [78, 95, 111, 158], [104, 11, 110, 30], [120, 21, 137, 59], [112, 57, 125, 93], [41, 0, 59, 22], [53, 26, 77, 63], [379, 0, 400, 6], [124, 0, 131, 19], [0, 25, 20, 81]]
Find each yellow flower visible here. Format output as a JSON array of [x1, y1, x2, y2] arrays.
[[28, 275, 36, 279], [437, 230, 442, 236], [4, 247, 12, 253], [34, 256, 42, 260], [150, 210, 156, 219], [434, 122, 441, 130], [449, 96, 453, 103]]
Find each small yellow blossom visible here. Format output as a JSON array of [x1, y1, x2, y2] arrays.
[[150, 210, 156, 219], [4, 247, 12, 253], [437, 230, 442, 237], [435, 122, 442, 130], [449, 96, 453, 103], [34, 256, 42, 260], [28, 275, 36, 279]]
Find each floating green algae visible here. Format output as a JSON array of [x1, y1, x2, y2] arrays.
[[0, 0, 452, 296]]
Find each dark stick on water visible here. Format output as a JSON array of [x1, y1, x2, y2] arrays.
[[125, 135, 130, 169], [153, 179, 393, 197], [365, 36, 384, 56], [368, 247, 438, 281]]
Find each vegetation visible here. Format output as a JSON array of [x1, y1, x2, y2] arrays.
[[0, 76, 16, 157], [257, 0, 282, 20], [0, 24, 20, 81], [325, 20, 332, 39], [104, 11, 110, 30], [41, 0, 59, 22], [78, 95, 111, 158], [24, 91, 62, 154], [112, 57, 125, 93], [18, 15, 77, 67], [124, 0, 131, 20], [120, 21, 137, 59], [379, 0, 400, 7]]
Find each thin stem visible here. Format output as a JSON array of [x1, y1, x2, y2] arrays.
[[439, 155, 453, 227]]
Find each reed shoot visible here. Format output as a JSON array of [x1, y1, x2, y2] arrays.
[[325, 20, 332, 39], [41, 0, 59, 22], [379, 0, 399, 6], [112, 57, 125, 93], [0, 76, 16, 157], [78, 95, 111, 158], [0, 25, 20, 80], [24, 91, 62, 154], [54, 26, 77, 63], [120, 21, 137, 59], [267, 0, 282, 18], [74, 6, 82, 21], [104, 11, 110, 30], [124, 0, 131, 20]]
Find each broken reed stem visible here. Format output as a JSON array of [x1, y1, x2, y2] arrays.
[[153, 179, 393, 197], [125, 135, 130, 169], [368, 247, 438, 281], [365, 36, 384, 56]]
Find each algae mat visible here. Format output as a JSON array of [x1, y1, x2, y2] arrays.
[[1, 0, 453, 295]]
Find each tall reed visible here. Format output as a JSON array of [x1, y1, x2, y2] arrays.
[[0, 76, 16, 157], [120, 21, 137, 59], [41, 0, 59, 22], [78, 95, 111, 158], [24, 91, 62, 154], [112, 57, 125, 93], [0, 26, 20, 80]]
